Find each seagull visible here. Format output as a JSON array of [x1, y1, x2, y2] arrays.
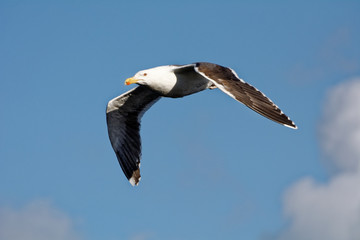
[[106, 62, 297, 186]]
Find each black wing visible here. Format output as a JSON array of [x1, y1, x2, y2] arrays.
[[194, 62, 297, 129], [106, 86, 161, 186]]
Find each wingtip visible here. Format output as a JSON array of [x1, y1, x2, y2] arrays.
[[284, 123, 298, 130], [129, 168, 141, 186], [129, 177, 138, 186]]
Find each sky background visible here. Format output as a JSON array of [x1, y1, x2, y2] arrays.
[[1, 1, 360, 240]]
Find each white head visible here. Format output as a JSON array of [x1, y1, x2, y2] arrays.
[[125, 66, 172, 86]]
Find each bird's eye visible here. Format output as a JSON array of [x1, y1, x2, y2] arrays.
[[143, 73, 147, 76]]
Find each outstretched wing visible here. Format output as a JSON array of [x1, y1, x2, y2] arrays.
[[194, 62, 297, 129], [106, 86, 161, 186]]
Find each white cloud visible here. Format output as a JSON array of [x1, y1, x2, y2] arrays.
[[275, 78, 360, 240], [319, 79, 360, 173], [0, 200, 82, 240], [278, 174, 360, 240]]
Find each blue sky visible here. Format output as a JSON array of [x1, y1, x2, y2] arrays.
[[1, 1, 360, 240]]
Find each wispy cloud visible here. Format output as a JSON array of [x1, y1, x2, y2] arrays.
[[288, 28, 360, 85], [319, 79, 360, 173], [0, 200, 82, 240], [274, 78, 360, 240]]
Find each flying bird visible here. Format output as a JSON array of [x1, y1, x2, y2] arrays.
[[106, 62, 297, 186]]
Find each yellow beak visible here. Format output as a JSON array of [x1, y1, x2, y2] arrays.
[[125, 77, 139, 85]]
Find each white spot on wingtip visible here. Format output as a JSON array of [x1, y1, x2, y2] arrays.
[[129, 174, 141, 186], [284, 123, 298, 130], [129, 177, 141, 186], [128, 164, 141, 186], [129, 177, 136, 186]]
